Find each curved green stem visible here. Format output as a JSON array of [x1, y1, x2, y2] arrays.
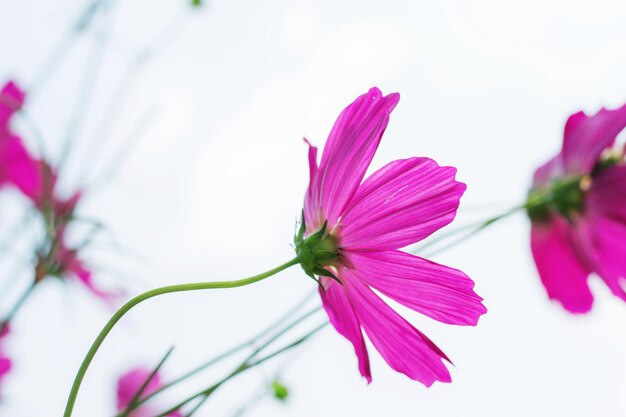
[[62, 256, 301, 417]]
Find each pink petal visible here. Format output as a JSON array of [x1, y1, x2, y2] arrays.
[[561, 104, 626, 175], [117, 368, 163, 411], [532, 155, 563, 188], [0, 357, 11, 379], [0, 81, 25, 127], [67, 258, 120, 302], [0, 328, 11, 384], [117, 368, 180, 416], [587, 164, 626, 224], [0, 134, 42, 199], [578, 214, 626, 303], [530, 217, 594, 313], [340, 157, 465, 251], [346, 250, 486, 326], [303, 138, 320, 231], [343, 271, 451, 386], [309, 87, 400, 229], [319, 279, 371, 382]]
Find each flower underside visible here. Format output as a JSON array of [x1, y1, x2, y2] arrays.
[[527, 153, 624, 222], [527, 176, 587, 222], [294, 212, 341, 287]]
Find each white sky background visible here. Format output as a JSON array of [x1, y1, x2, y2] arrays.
[[1, 0, 626, 416]]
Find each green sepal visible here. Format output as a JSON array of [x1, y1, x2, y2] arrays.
[[313, 267, 342, 286], [294, 217, 339, 290]]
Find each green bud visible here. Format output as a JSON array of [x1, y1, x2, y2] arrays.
[[271, 379, 289, 401], [191, 0, 202, 7]]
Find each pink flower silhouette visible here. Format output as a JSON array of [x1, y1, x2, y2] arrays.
[[298, 88, 486, 386], [528, 104, 626, 313], [0, 81, 41, 198], [117, 368, 181, 417], [0, 326, 12, 391]]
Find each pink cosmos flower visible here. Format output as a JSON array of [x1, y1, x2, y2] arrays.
[[117, 368, 181, 417], [528, 104, 626, 313], [296, 87, 486, 386], [0, 326, 11, 391], [0, 81, 41, 198]]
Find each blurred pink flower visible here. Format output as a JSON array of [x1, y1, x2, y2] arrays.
[[0, 80, 119, 300], [299, 87, 486, 386], [117, 368, 181, 417], [529, 104, 626, 313], [0, 81, 42, 198], [34, 187, 121, 302], [0, 326, 12, 391]]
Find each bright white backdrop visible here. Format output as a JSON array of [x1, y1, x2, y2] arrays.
[[1, 1, 626, 416]]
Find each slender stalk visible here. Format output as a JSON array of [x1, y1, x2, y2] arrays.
[[415, 206, 522, 257], [121, 346, 175, 416], [28, 0, 112, 95], [156, 322, 327, 417], [58, 0, 115, 169], [118, 290, 318, 416], [62, 256, 301, 417], [0, 282, 37, 334]]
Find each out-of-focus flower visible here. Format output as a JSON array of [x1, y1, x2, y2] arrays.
[[0, 326, 12, 392], [0, 80, 119, 301], [33, 179, 120, 301], [0, 81, 41, 198], [116, 368, 181, 417], [296, 87, 486, 386], [528, 105, 626, 313]]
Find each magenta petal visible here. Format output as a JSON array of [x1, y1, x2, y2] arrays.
[[0, 134, 42, 199], [71, 263, 116, 301], [319, 279, 371, 382], [116, 368, 185, 417], [343, 272, 451, 386], [579, 215, 626, 302], [0, 357, 10, 374], [303, 138, 320, 231], [347, 250, 486, 325], [0, 328, 11, 386], [0, 81, 25, 128], [561, 105, 626, 175], [532, 155, 563, 187], [341, 157, 465, 251], [530, 218, 594, 313], [587, 165, 626, 224], [117, 368, 163, 411], [311, 87, 400, 228]]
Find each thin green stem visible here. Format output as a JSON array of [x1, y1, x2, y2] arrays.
[[119, 299, 319, 416], [118, 290, 318, 416], [0, 281, 37, 334], [62, 256, 301, 417], [156, 322, 327, 417], [415, 206, 523, 258], [120, 346, 175, 416]]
